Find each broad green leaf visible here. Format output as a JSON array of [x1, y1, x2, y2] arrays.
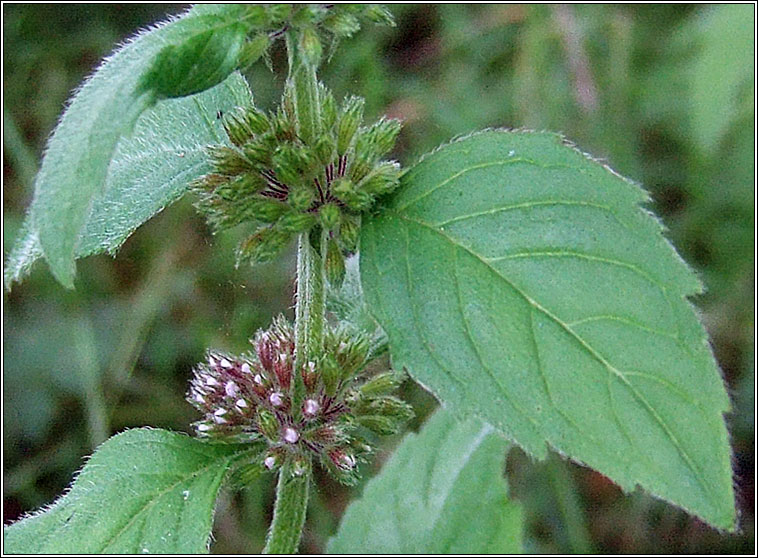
[[22, 4, 249, 288], [327, 409, 523, 553], [3, 428, 257, 554], [360, 130, 735, 530], [4, 71, 251, 290]]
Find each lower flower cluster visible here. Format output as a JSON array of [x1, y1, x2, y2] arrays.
[[187, 316, 412, 484]]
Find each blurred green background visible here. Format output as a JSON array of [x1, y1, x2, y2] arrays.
[[3, 4, 754, 554]]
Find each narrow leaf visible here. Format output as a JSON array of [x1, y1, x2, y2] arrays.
[[4, 71, 251, 290], [327, 409, 523, 553], [24, 5, 248, 287], [3, 428, 256, 554], [360, 130, 736, 530]]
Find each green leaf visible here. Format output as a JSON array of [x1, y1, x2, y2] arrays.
[[359, 130, 736, 530], [3, 428, 257, 554], [20, 4, 249, 288], [140, 23, 247, 99], [4, 71, 251, 290], [327, 409, 523, 553]]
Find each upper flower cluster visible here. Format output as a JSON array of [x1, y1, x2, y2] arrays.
[[187, 316, 412, 484], [193, 82, 402, 277]]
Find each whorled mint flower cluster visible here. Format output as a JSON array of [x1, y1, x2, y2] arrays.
[[233, 4, 396, 70], [187, 317, 412, 484], [192, 81, 402, 284]]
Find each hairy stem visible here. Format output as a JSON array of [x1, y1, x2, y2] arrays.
[[263, 462, 312, 554], [263, 29, 329, 556], [263, 234, 325, 554]]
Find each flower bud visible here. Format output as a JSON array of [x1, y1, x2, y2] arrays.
[[247, 198, 289, 223], [288, 185, 316, 211], [272, 108, 296, 141], [325, 12, 361, 38], [241, 105, 271, 135], [320, 84, 338, 130], [319, 203, 341, 231], [320, 353, 342, 397], [356, 414, 402, 436], [207, 146, 253, 176], [325, 237, 346, 288], [332, 177, 371, 211], [335, 334, 370, 378], [230, 173, 267, 196], [300, 27, 322, 68], [238, 33, 270, 70], [283, 427, 300, 444], [303, 398, 320, 418], [236, 227, 291, 266], [292, 456, 311, 477], [244, 5, 267, 25], [358, 161, 401, 197], [338, 216, 360, 253], [269, 391, 284, 407], [337, 96, 365, 155], [242, 142, 271, 169], [347, 149, 373, 184], [359, 371, 405, 398], [361, 396, 414, 422], [257, 409, 280, 441], [314, 135, 335, 166], [278, 211, 317, 233], [266, 3, 292, 24], [366, 117, 402, 156], [363, 5, 395, 26], [223, 110, 254, 147]]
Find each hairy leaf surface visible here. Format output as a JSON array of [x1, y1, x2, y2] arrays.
[[3, 428, 255, 554], [360, 130, 735, 530], [17, 4, 248, 287], [5, 71, 251, 290], [327, 409, 523, 553]]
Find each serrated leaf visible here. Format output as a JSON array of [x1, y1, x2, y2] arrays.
[[327, 409, 523, 553], [3, 428, 256, 554], [5, 70, 251, 290], [359, 130, 735, 530], [21, 4, 249, 288]]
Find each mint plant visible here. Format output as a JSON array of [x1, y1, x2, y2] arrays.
[[3, 4, 737, 554]]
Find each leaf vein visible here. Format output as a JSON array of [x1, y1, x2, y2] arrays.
[[394, 212, 713, 501]]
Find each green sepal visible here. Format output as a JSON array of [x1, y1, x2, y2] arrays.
[[337, 215, 360, 253], [238, 33, 270, 70], [324, 12, 361, 38], [247, 198, 290, 223], [300, 27, 323, 68], [337, 96, 365, 155], [365, 117, 402, 157], [207, 145, 254, 175], [359, 160, 401, 197], [257, 408, 280, 442], [237, 227, 291, 266], [319, 203, 341, 231], [288, 185, 316, 212], [325, 237, 346, 287], [358, 370, 406, 398], [278, 211, 317, 234]]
